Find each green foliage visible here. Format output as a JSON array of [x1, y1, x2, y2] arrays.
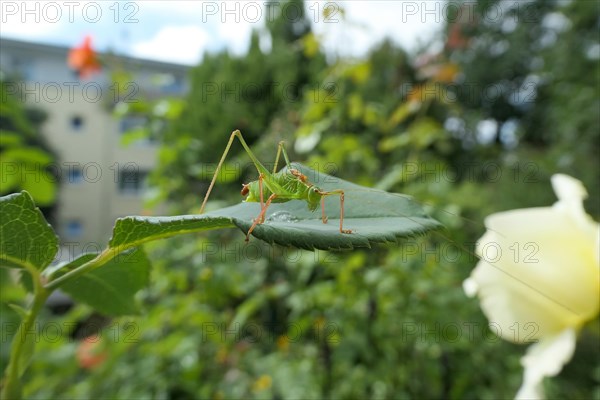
[[0, 157, 440, 396], [0, 81, 57, 208]]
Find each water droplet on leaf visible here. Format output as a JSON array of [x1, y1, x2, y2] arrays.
[[266, 211, 299, 223]]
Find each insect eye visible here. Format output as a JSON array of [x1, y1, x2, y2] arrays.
[[308, 186, 321, 202], [241, 184, 249, 196]]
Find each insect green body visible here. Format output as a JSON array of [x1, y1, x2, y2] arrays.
[[200, 130, 351, 241], [243, 170, 322, 211]]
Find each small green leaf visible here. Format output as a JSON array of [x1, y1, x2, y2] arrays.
[[7, 303, 27, 319], [55, 248, 151, 316], [1, 147, 53, 165], [0, 131, 23, 147], [0, 191, 58, 271]]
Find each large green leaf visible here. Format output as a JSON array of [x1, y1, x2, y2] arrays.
[[110, 164, 441, 251], [0, 191, 58, 270], [212, 164, 442, 250], [52, 248, 150, 316]]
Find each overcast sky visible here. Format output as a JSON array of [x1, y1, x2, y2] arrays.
[[0, 1, 445, 64]]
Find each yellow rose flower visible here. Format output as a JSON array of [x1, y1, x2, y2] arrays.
[[464, 174, 599, 399]]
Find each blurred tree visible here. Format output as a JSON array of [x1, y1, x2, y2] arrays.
[[446, 0, 599, 214]]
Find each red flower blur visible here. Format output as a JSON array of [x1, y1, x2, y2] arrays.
[[76, 336, 107, 369], [68, 36, 101, 79], [444, 3, 478, 51], [447, 24, 470, 50]]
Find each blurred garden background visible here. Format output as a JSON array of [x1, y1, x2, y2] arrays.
[[1, 0, 599, 398]]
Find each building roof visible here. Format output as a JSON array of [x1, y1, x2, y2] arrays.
[[0, 37, 190, 73]]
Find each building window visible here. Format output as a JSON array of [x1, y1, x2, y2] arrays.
[[65, 220, 83, 238], [11, 57, 34, 81], [118, 170, 148, 195], [119, 115, 156, 145], [70, 115, 84, 131], [119, 115, 147, 134], [68, 168, 83, 184], [161, 74, 185, 94]]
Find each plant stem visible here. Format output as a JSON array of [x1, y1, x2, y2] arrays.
[[2, 246, 127, 399], [1, 271, 49, 400], [44, 247, 122, 291]]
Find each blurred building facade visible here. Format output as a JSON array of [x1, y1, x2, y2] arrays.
[[0, 38, 189, 255]]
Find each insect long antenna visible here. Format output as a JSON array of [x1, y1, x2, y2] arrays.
[[200, 130, 272, 214], [232, 130, 272, 177], [272, 141, 293, 173], [273, 141, 282, 173], [200, 131, 238, 214], [280, 142, 292, 169]]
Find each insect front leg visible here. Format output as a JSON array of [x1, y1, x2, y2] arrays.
[[246, 193, 278, 241]]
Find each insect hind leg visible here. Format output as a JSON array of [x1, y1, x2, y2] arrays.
[[318, 190, 353, 234], [320, 196, 328, 224]]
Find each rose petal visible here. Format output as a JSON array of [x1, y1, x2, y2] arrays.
[[470, 259, 572, 342], [551, 174, 587, 204], [470, 207, 599, 341], [462, 278, 478, 297], [515, 328, 576, 400], [551, 175, 598, 241], [465, 175, 599, 399]]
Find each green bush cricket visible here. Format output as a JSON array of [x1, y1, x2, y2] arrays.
[[199, 130, 353, 241]]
